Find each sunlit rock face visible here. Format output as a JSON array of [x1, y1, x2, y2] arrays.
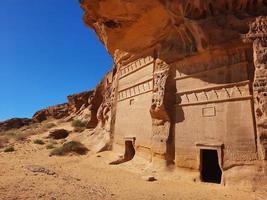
[[0, 118, 32, 132], [81, 0, 267, 63], [78, 0, 267, 187]]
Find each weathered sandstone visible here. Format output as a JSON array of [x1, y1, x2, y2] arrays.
[[79, 0, 267, 186], [2, 0, 267, 189], [32, 103, 69, 123]]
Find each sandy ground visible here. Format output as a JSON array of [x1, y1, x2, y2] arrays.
[[0, 124, 266, 200]]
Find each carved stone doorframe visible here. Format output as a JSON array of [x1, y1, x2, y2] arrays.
[[196, 142, 225, 185]]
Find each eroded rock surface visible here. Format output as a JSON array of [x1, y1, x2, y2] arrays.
[[79, 0, 267, 187], [0, 118, 32, 132], [32, 103, 69, 123], [80, 0, 267, 63], [2, 0, 267, 190]]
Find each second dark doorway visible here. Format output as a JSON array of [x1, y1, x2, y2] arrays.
[[201, 149, 222, 184]]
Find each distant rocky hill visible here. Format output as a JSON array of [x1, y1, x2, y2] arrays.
[[0, 71, 109, 132]]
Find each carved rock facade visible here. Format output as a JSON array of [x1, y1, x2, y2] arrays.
[[3, 0, 266, 187], [79, 0, 267, 186]]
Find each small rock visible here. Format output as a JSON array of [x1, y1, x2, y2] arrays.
[[25, 165, 56, 176], [142, 175, 157, 182], [38, 193, 45, 198]]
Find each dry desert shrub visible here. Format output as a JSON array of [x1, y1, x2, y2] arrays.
[[71, 119, 86, 128], [50, 141, 88, 156], [73, 127, 86, 133], [46, 143, 56, 149], [4, 146, 15, 152], [0, 136, 9, 148], [33, 139, 45, 145], [44, 122, 57, 129], [1, 128, 36, 144], [4, 131, 27, 141]]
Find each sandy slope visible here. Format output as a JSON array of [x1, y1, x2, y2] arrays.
[[0, 129, 266, 200]]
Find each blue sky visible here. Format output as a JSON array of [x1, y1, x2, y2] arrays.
[[0, 0, 112, 121]]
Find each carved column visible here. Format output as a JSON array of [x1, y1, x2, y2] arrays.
[[243, 16, 267, 160], [150, 59, 171, 158]]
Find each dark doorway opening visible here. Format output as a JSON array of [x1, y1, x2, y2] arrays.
[[124, 140, 135, 161], [109, 140, 135, 165], [201, 149, 222, 184]]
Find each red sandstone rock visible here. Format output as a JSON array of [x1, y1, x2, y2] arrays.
[[3, 0, 267, 188], [79, 0, 267, 186], [67, 91, 93, 114], [32, 103, 69, 123], [0, 118, 32, 132]]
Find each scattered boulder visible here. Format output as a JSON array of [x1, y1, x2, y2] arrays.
[[50, 141, 89, 156], [0, 118, 32, 132], [3, 146, 15, 153], [142, 176, 157, 182], [48, 129, 69, 140]]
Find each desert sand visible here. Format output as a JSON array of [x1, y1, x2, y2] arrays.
[[0, 121, 266, 200]]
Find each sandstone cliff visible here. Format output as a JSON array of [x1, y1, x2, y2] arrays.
[[1, 0, 267, 188], [78, 0, 267, 186]]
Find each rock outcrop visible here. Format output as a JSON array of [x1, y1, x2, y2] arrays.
[[0, 118, 32, 132], [67, 91, 93, 114], [32, 90, 100, 126], [80, 0, 267, 63], [32, 103, 69, 123]]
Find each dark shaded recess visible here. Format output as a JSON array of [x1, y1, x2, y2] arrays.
[[109, 140, 135, 165], [104, 20, 121, 29], [201, 149, 222, 184]]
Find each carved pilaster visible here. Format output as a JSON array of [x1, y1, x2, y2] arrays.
[[243, 16, 267, 160], [97, 79, 113, 130], [150, 59, 170, 158]]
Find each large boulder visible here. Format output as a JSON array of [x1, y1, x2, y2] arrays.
[[48, 129, 70, 140]]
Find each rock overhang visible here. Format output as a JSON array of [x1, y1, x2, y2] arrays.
[[80, 0, 267, 64]]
